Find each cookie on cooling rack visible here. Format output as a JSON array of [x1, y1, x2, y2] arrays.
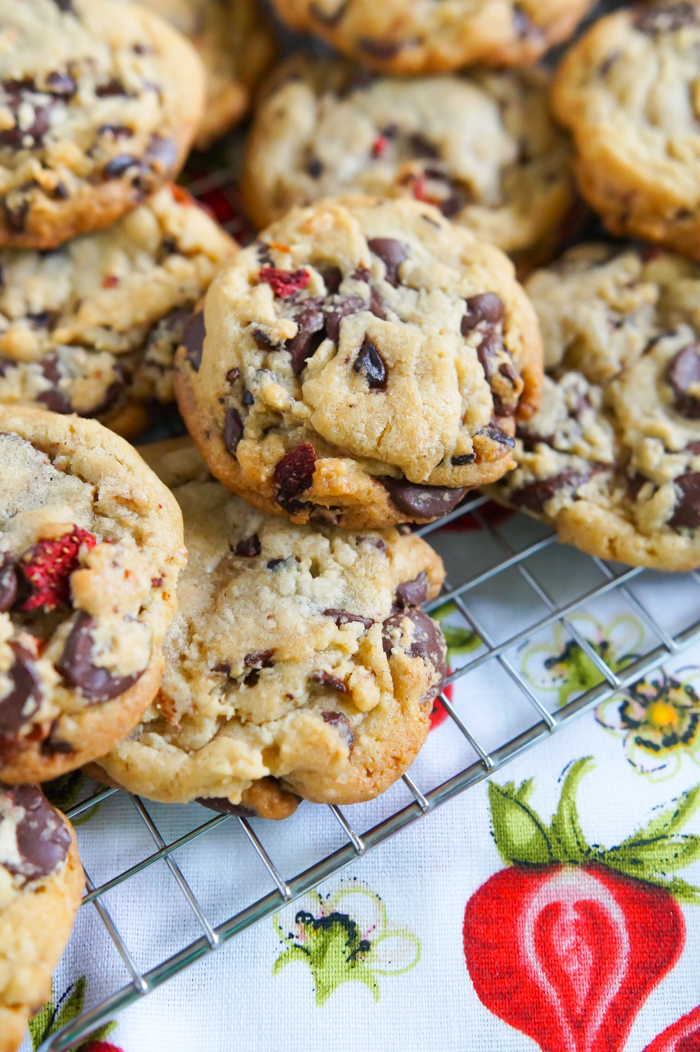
[[134, 0, 275, 150], [0, 784, 83, 1052], [0, 0, 205, 249], [552, 0, 700, 259], [91, 437, 447, 813], [0, 406, 186, 783], [268, 0, 594, 74], [174, 196, 543, 530], [242, 59, 574, 267], [488, 245, 700, 570], [0, 183, 237, 438]]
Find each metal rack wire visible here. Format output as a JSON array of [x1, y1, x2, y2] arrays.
[[39, 485, 700, 1050]]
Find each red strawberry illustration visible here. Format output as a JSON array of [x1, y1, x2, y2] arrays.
[[464, 758, 700, 1052], [642, 1005, 700, 1051]]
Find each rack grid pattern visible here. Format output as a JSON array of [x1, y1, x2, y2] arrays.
[[40, 484, 700, 1050]]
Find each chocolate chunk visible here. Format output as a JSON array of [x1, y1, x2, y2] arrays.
[[266, 557, 287, 571], [95, 79, 128, 98], [0, 555, 18, 612], [324, 296, 365, 343], [252, 328, 276, 351], [310, 0, 349, 25], [322, 710, 354, 749], [244, 649, 274, 669], [358, 38, 402, 59], [56, 611, 145, 701], [287, 307, 325, 374], [242, 388, 254, 406], [667, 345, 700, 418], [451, 453, 476, 466], [0, 784, 71, 881], [670, 472, 700, 528], [213, 662, 231, 674], [367, 238, 406, 287], [478, 423, 516, 448], [182, 311, 206, 370], [687, 440, 700, 454], [353, 339, 387, 389], [224, 407, 243, 456], [0, 644, 42, 736], [636, 2, 697, 35], [226, 368, 240, 383], [46, 71, 76, 96], [410, 133, 440, 159], [41, 726, 74, 756], [382, 608, 446, 695], [103, 154, 139, 178], [311, 671, 347, 692], [317, 264, 343, 294], [381, 478, 467, 519], [196, 796, 257, 818], [307, 157, 324, 178], [37, 389, 71, 414], [475, 331, 519, 417], [235, 535, 261, 558], [511, 469, 595, 513], [461, 293, 505, 333], [395, 571, 428, 608], [4, 196, 29, 234], [323, 608, 373, 630], [273, 444, 317, 511]]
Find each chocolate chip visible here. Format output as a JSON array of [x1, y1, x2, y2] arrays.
[[311, 671, 347, 692], [242, 389, 254, 406], [323, 608, 373, 630], [307, 157, 324, 178], [381, 478, 467, 519], [461, 293, 505, 333], [511, 469, 597, 513], [367, 239, 406, 287], [196, 796, 257, 818], [227, 367, 240, 383], [56, 611, 144, 701], [224, 407, 243, 456], [353, 339, 387, 389], [95, 79, 128, 98], [0, 555, 18, 612], [273, 444, 317, 512], [266, 557, 287, 571], [636, 2, 697, 35], [244, 649, 274, 669], [0, 784, 72, 881], [4, 196, 29, 234], [317, 264, 342, 294], [324, 296, 365, 343], [287, 307, 325, 374], [410, 133, 440, 159], [451, 453, 476, 465], [235, 534, 261, 557], [40, 727, 74, 756], [666, 345, 700, 418], [37, 389, 71, 414], [46, 71, 76, 96], [103, 154, 139, 178], [670, 472, 700, 528], [0, 644, 42, 736], [382, 608, 446, 696], [322, 710, 354, 748], [478, 423, 515, 448], [395, 571, 428, 608], [252, 328, 276, 351]]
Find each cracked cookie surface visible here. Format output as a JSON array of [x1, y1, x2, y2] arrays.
[[94, 437, 447, 811], [553, 0, 700, 259], [0, 784, 83, 1052], [0, 406, 186, 783], [0, 184, 237, 437], [269, 0, 594, 74], [0, 0, 205, 248], [242, 58, 574, 266], [174, 196, 543, 529], [489, 243, 700, 570]]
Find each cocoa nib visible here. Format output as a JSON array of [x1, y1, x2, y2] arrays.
[[671, 472, 700, 528], [367, 238, 406, 286], [381, 478, 467, 520], [353, 339, 387, 389], [667, 345, 700, 418], [57, 611, 145, 701], [224, 407, 243, 456], [235, 534, 261, 558], [0, 644, 42, 737], [182, 310, 205, 371], [273, 444, 317, 512], [0, 784, 72, 882], [382, 608, 446, 697], [322, 710, 354, 749], [311, 671, 347, 692], [395, 571, 428, 608], [323, 608, 374, 630], [461, 293, 505, 333]]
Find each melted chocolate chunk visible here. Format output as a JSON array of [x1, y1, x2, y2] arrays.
[[353, 339, 387, 389], [670, 472, 700, 528], [317, 264, 343, 294], [0, 644, 42, 736], [667, 345, 700, 418], [196, 796, 257, 818], [367, 238, 406, 287], [636, 1, 697, 34], [324, 296, 365, 343], [322, 710, 354, 749], [311, 671, 347, 692], [0, 555, 18, 612], [57, 611, 145, 701], [0, 784, 71, 881], [224, 407, 244, 456], [382, 608, 446, 695], [95, 79, 128, 97], [451, 453, 476, 466], [273, 444, 317, 511], [511, 469, 596, 513], [323, 608, 373, 630], [461, 293, 505, 333], [182, 310, 205, 371], [381, 478, 467, 519], [395, 571, 428, 608], [287, 306, 325, 374], [235, 534, 261, 558]]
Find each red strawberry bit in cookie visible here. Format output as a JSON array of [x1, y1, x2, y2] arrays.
[[259, 267, 310, 298], [21, 527, 96, 612]]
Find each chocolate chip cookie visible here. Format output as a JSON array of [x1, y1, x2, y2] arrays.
[[92, 437, 447, 811], [0, 0, 205, 249], [135, 0, 275, 150], [0, 406, 186, 783], [553, 1, 700, 259], [0, 183, 237, 438], [269, 0, 594, 74], [489, 244, 700, 570], [242, 59, 574, 267], [0, 784, 83, 1052], [174, 196, 543, 529]]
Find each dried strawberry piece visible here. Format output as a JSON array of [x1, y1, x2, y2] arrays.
[[21, 527, 96, 612], [259, 267, 310, 299], [273, 444, 317, 511]]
